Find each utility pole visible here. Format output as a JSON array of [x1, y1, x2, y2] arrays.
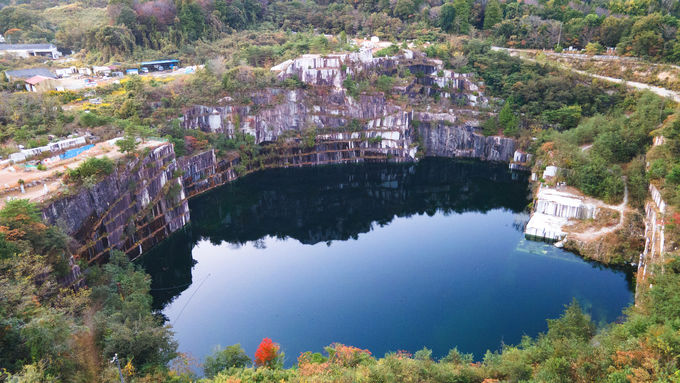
[[111, 353, 125, 383], [557, 21, 562, 49]]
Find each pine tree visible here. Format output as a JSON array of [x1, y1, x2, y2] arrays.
[[439, 2, 456, 33], [498, 102, 518, 136], [453, 0, 471, 33], [483, 0, 502, 30]]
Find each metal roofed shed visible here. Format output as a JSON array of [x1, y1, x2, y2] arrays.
[[4, 68, 57, 81], [0, 44, 62, 59], [139, 59, 179, 71]]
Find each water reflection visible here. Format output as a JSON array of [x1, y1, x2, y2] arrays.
[[142, 159, 530, 309]]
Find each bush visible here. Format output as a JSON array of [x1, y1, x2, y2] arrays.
[[374, 44, 400, 57], [67, 157, 115, 183], [667, 164, 680, 185], [78, 112, 111, 128], [375, 75, 394, 94], [343, 78, 359, 98], [204, 344, 251, 378]]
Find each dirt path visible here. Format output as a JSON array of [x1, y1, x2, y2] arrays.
[[0, 139, 166, 208], [491, 47, 680, 103], [571, 181, 628, 241]]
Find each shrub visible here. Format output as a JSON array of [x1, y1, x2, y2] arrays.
[[375, 75, 394, 94], [667, 164, 680, 185], [78, 112, 111, 128], [67, 157, 114, 183], [343, 78, 359, 98], [648, 159, 668, 180], [374, 44, 400, 57], [204, 344, 251, 378]]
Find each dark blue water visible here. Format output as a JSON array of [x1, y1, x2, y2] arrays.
[[141, 159, 634, 366]]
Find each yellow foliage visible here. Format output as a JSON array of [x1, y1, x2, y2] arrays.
[[123, 359, 135, 377]]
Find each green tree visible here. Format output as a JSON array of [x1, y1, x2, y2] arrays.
[[667, 164, 680, 184], [498, 102, 518, 136], [92, 251, 178, 369], [542, 105, 582, 130], [204, 344, 252, 378], [394, 0, 416, 19], [178, 0, 205, 41], [546, 299, 595, 341], [483, 0, 501, 30], [453, 0, 471, 33], [116, 134, 138, 155], [439, 2, 456, 33], [585, 41, 604, 55]]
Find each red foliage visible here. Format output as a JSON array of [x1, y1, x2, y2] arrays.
[[133, 0, 176, 25], [672, 212, 680, 225], [254, 338, 280, 367], [184, 135, 208, 153]]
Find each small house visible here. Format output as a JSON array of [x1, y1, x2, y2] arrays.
[[24, 75, 57, 92], [92, 66, 112, 76]]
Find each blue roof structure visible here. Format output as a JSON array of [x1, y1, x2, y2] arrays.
[[139, 59, 179, 66]]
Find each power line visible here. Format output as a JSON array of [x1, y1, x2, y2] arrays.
[[150, 281, 193, 291], [172, 273, 211, 326]]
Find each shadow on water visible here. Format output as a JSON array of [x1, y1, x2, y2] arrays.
[[140, 158, 531, 309]]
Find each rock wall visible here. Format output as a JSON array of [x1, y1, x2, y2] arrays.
[[525, 186, 598, 241], [42, 144, 190, 263], [180, 50, 513, 163], [637, 183, 668, 293], [178, 150, 240, 198], [417, 119, 516, 161]]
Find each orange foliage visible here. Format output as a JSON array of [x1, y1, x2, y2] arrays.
[[540, 141, 555, 153], [297, 353, 330, 377], [0, 225, 26, 241], [328, 343, 371, 367]]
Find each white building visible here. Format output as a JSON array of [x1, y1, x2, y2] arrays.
[[54, 67, 77, 78], [14, 136, 88, 162], [92, 66, 112, 76], [0, 35, 5, 43], [0, 44, 61, 59]]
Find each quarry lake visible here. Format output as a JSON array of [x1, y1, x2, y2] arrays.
[[141, 158, 634, 365]]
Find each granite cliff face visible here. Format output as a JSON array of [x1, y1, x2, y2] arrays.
[[42, 145, 190, 263], [416, 116, 515, 161], [181, 48, 513, 164]]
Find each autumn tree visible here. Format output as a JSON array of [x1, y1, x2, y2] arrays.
[[254, 338, 282, 368]]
